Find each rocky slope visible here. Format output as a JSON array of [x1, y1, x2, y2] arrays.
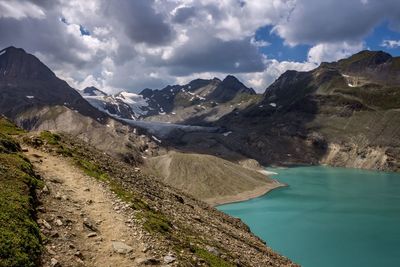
[[0, 117, 297, 266], [0, 47, 105, 121], [25, 127, 296, 266], [0, 46, 281, 212], [139, 76, 259, 124], [207, 50, 400, 172], [0, 46, 158, 163]]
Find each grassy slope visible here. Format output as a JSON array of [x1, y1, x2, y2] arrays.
[[29, 132, 239, 266], [0, 117, 42, 267], [144, 151, 277, 202]]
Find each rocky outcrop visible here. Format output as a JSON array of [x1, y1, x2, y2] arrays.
[[181, 50, 400, 173]]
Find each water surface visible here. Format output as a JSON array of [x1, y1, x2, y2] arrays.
[[218, 166, 400, 267]]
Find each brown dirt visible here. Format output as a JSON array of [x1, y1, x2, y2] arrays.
[[25, 148, 164, 267]]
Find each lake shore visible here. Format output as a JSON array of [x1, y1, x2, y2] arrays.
[[207, 179, 286, 207]]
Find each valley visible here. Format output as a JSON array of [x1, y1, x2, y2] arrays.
[[1, 44, 400, 267]]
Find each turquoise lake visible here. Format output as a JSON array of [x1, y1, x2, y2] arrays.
[[218, 166, 400, 267]]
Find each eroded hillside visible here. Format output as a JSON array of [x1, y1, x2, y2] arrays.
[[0, 117, 297, 266]]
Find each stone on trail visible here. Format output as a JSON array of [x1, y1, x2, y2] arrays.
[[87, 232, 97, 238], [164, 253, 176, 264], [112, 241, 133, 254], [50, 258, 60, 267]]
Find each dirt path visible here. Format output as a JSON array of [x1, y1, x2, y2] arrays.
[[25, 148, 163, 267]]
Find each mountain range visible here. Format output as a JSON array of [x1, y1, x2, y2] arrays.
[[1, 44, 400, 266], [79, 75, 257, 123]]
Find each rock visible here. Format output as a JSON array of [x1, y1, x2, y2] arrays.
[[163, 253, 176, 264], [50, 258, 60, 267], [47, 247, 57, 255], [112, 241, 133, 254], [55, 219, 63, 226], [206, 246, 220, 256], [136, 257, 160, 265], [50, 231, 59, 238], [87, 232, 97, 238], [42, 185, 49, 194], [83, 218, 98, 232], [74, 251, 84, 260], [41, 219, 52, 230], [83, 187, 90, 191], [37, 206, 46, 213], [49, 177, 64, 184], [142, 245, 150, 253]]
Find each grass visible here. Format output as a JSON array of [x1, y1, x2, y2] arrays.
[[141, 211, 171, 234], [335, 86, 400, 110], [194, 248, 234, 267], [74, 158, 109, 182], [0, 120, 42, 267], [39, 131, 61, 145], [0, 133, 21, 153], [36, 134, 172, 236], [0, 117, 25, 136], [32, 131, 236, 266]]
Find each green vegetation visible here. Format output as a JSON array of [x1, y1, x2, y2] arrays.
[[0, 120, 42, 267], [0, 117, 25, 135], [0, 133, 21, 153], [142, 211, 171, 234], [39, 131, 61, 145], [36, 132, 173, 236], [337, 50, 374, 68], [194, 248, 234, 267], [74, 158, 109, 182], [335, 86, 400, 110]]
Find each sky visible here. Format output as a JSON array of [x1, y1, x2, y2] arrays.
[[0, 0, 399, 93]]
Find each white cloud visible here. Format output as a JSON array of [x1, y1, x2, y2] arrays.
[[0, 0, 398, 95], [381, 39, 400, 48], [307, 41, 365, 64], [239, 59, 317, 92], [0, 0, 45, 19]]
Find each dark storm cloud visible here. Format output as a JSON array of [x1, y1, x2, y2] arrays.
[[0, 15, 100, 69], [172, 6, 197, 24], [104, 0, 175, 46], [162, 35, 266, 76]]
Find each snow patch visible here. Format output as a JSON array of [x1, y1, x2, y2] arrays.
[[26, 95, 34, 99], [151, 135, 162, 143], [222, 131, 232, 137], [269, 103, 277, 107], [0, 50, 6, 56], [348, 83, 356, 87]]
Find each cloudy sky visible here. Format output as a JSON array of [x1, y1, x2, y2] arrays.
[[1, 0, 400, 93]]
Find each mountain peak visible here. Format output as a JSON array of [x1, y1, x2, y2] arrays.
[[338, 50, 392, 69], [82, 86, 108, 97], [222, 75, 240, 83], [0, 46, 55, 80], [207, 75, 255, 102], [1, 46, 26, 54]]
